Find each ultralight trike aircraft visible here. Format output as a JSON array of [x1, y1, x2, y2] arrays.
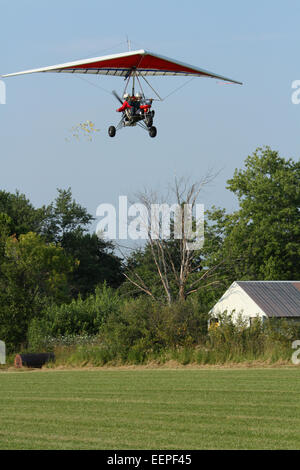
[[2, 49, 242, 138]]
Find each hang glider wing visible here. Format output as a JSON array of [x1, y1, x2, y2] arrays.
[[2, 49, 242, 85]]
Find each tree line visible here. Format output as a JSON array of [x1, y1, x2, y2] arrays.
[[0, 146, 299, 352]]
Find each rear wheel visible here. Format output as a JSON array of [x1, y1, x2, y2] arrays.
[[108, 126, 116, 137], [149, 126, 157, 138]]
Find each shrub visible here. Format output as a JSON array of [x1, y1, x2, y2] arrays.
[[100, 297, 208, 361], [27, 283, 121, 350]]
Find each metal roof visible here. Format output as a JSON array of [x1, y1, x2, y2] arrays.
[[236, 281, 300, 318]]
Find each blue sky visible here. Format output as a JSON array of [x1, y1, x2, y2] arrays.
[[1, 0, 300, 235]]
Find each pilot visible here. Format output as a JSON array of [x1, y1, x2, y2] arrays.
[[116, 93, 132, 112], [135, 92, 143, 102], [132, 92, 143, 115]]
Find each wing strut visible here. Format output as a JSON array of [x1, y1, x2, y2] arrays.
[[139, 74, 163, 101]]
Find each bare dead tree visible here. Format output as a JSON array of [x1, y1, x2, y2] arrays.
[[121, 175, 226, 304]]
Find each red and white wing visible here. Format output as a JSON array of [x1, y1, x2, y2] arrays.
[[3, 49, 242, 84]]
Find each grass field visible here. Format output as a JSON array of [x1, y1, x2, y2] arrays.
[[0, 368, 300, 450]]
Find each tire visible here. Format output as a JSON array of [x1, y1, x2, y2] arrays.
[[108, 126, 116, 137], [149, 126, 157, 138]]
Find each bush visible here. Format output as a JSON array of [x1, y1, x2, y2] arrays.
[[27, 317, 52, 351], [27, 283, 121, 350], [100, 297, 208, 362], [207, 314, 296, 363]]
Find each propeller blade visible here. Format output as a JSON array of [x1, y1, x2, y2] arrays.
[[112, 90, 123, 104]]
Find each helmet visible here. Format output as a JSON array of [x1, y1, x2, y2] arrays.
[[123, 93, 129, 100], [135, 92, 142, 99]]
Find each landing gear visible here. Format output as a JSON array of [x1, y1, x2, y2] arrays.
[[108, 125, 116, 137], [149, 126, 157, 138], [109, 110, 157, 138], [145, 110, 155, 128], [145, 116, 153, 128]]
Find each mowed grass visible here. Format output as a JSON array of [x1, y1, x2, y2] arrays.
[[0, 368, 300, 450]]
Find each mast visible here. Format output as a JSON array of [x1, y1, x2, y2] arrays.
[[131, 71, 135, 96]]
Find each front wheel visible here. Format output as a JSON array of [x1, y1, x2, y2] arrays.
[[108, 126, 116, 137], [149, 126, 157, 138]]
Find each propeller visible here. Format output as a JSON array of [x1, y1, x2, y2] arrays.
[[112, 90, 123, 105]]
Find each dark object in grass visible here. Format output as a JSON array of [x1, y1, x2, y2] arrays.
[[14, 353, 55, 369]]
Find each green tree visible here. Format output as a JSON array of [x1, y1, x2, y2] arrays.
[[0, 190, 44, 237], [41, 187, 94, 243], [0, 232, 75, 350], [62, 232, 123, 297], [205, 147, 300, 280], [0, 213, 12, 256], [40, 188, 123, 296]]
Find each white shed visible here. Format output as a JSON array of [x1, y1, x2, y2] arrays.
[[210, 281, 300, 326]]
